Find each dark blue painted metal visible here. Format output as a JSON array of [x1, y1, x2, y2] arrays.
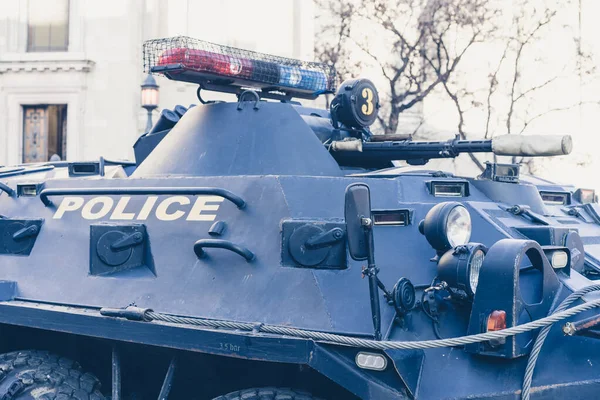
[[0, 100, 599, 399], [466, 239, 560, 358], [0, 301, 312, 363]]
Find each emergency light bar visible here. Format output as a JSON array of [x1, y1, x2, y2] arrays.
[[144, 36, 336, 100]]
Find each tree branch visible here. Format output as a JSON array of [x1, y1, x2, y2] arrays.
[[485, 40, 510, 139], [507, 9, 556, 134], [518, 101, 598, 135]]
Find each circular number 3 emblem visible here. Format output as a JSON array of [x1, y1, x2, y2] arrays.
[[361, 88, 374, 116]]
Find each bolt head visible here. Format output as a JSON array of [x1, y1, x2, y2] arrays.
[[563, 322, 576, 336]]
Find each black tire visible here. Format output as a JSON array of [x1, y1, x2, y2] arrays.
[[0, 350, 105, 400], [213, 387, 321, 400]]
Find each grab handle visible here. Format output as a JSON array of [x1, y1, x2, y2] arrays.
[[39, 187, 246, 209], [194, 239, 255, 262]]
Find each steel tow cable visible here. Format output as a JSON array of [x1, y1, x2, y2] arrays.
[[146, 296, 600, 351], [521, 284, 600, 400]]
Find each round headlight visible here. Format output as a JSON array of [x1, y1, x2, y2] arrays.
[[438, 243, 487, 297], [469, 248, 485, 294], [419, 202, 472, 253], [446, 206, 471, 247]]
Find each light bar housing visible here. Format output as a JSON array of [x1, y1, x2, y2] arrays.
[[144, 36, 336, 100]]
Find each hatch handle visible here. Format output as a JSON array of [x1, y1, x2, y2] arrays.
[[305, 227, 345, 249], [194, 239, 255, 262], [110, 232, 144, 251], [39, 187, 246, 209], [12, 225, 39, 241], [506, 204, 550, 225]]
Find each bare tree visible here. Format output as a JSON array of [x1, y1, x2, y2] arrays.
[[505, 6, 557, 136], [315, 0, 596, 173], [315, 0, 496, 135], [482, 0, 594, 166], [432, 0, 595, 170], [314, 0, 356, 85]]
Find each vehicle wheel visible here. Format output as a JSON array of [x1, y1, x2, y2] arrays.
[[0, 350, 105, 400], [213, 387, 321, 400]]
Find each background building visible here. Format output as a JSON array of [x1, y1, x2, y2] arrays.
[[0, 0, 314, 165]]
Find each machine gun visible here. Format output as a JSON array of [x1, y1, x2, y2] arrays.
[[329, 134, 573, 168], [325, 78, 573, 168]]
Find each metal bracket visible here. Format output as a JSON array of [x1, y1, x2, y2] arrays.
[[237, 89, 261, 110], [196, 85, 217, 104], [100, 306, 153, 321], [112, 346, 121, 400], [157, 357, 177, 400]]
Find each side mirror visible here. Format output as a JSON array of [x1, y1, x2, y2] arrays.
[[344, 183, 372, 261], [345, 183, 383, 340]]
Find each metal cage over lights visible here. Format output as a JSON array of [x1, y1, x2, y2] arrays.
[[143, 36, 337, 100]]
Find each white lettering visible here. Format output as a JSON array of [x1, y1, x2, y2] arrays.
[[137, 196, 158, 220], [81, 196, 114, 220], [53, 197, 85, 219], [155, 196, 190, 221], [186, 196, 224, 221], [110, 196, 136, 220], [51, 195, 222, 221]]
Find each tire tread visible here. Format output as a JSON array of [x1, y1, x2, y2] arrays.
[[0, 350, 105, 400], [213, 387, 321, 400]]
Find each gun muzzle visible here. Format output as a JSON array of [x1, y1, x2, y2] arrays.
[[492, 135, 572, 157]]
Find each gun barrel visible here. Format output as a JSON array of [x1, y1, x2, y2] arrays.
[[362, 139, 492, 160], [330, 134, 572, 167], [331, 138, 492, 167]]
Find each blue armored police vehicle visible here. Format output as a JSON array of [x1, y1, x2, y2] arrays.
[[0, 36, 599, 399]]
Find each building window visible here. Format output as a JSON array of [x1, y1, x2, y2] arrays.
[[23, 105, 68, 163], [27, 0, 70, 52]]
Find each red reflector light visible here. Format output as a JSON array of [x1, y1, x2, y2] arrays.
[[486, 310, 507, 332]]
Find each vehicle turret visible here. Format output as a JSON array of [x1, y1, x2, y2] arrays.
[[138, 36, 572, 175]]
